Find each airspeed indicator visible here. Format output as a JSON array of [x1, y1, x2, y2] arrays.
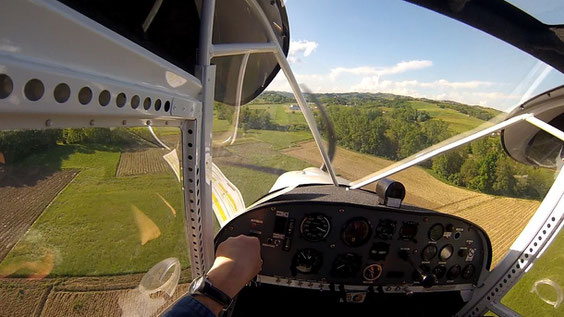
[[300, 214, 331, 242]]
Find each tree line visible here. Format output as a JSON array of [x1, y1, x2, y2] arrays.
[[318, 105, 448, 160], [0, 128, 133, 164], [431, 137, 553, 199], [319, 105, 552, 199]]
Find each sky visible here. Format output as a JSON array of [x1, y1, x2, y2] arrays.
[[266, 0, 564, 111]]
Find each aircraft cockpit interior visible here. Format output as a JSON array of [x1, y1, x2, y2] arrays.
[[1, 1, 564, 316]]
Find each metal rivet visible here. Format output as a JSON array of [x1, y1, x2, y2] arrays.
[[45, 119, 52, 127], [89, 120, 95, 126], [227, 226, 234, 231], [338, 208, 345, 214], [329, 243, 336, 249], [271, 207, 276, 211]]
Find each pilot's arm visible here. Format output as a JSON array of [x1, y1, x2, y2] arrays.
[[165, 235, 262, 317]]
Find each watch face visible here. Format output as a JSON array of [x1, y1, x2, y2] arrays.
[[189, 276, 205, 294]]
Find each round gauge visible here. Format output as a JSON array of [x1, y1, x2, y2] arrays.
[[439, 244, 454, 261], [341, 217, 372, 247], [331, 253, 362, 278], [432, 265, 447, 279], [363, 264, 383, 281], [428, 224, 444, 241], [300, 214, 330, 242], [447, 264, 461, 280], [291, 248, 323, 274], [399, 222, 419, 241], [462, 264, 475, 280], [375, 219, 396, 240], [421, 244, 438, 261]]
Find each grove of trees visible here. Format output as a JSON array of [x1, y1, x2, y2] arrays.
[[319, 104, 448, 161], [318, 104, 552, 199]]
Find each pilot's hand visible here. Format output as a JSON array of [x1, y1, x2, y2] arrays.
[[208, 235, 262, 298]]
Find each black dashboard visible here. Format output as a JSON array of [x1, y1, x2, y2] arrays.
[[216, 185, 492, 316]]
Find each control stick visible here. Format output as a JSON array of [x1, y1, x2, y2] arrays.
[[399, 250, 437, 288]]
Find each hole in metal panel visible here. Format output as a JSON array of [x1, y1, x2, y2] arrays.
[[154, 99, 162, 111], [116, 93, 127, 107], [24, 79, 44, 101], [53, 83, 70, 103], [78, 87, 92, 105], [99, 90, 111, 106], [131, 95, 140, 109], [164, 100, 171, 112], [0, 74, 13, 99], [143, 97, 151, 110]]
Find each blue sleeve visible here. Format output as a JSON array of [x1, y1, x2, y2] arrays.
[[164, 296, 216, 317]]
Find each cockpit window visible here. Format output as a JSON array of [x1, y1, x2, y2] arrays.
[[0, 127, 188, 316]]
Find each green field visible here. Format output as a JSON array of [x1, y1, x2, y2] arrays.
[[0, 140, 189, 277], [408, 100, 489, 133], [213, 129, 312, 204], [247, 103, 307, 126], [502, 229, 564, 316]]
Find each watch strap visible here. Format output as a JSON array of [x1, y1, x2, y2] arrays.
[[192, 275, 233, 308]]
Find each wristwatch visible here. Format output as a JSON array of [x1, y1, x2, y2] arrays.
[[188, 275, 233, 309]]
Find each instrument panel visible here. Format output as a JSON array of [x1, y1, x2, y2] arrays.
[[216, 185, 492, 294]]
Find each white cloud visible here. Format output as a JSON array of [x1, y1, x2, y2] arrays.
[[288, 40, 319, 63], [329, 60, 432, 80], [352, 78, 494, 92], [266, 58, 517, 109]]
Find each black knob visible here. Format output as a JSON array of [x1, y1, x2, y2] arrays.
[[421, 274, 438, 288]]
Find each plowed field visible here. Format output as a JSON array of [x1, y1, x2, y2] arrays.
[[284, 141, 541, 267], [116, 148, 172, 177], [0, 169, 78, 262], [0, 269, 191, 317]]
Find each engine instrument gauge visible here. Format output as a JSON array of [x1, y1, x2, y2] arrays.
[[432, 265, 447, 279], [421, 244, 438, 261], [447, 264, 461, 280], [462, 264, 475, 279], [331, 253, 362, 278], [439, 244, 454, 261], [399, 221, 419, 241], [300, 214, 330, 242], [428, 223, 444, 241], [342, 217, 372, 247], [363, 264, 383, 281], [291, 248, 323, 274]]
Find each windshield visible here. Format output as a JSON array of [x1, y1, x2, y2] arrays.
[[212, 1, 564, 314]]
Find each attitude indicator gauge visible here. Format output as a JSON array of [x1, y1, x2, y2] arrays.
[[300, 214, 331, 242]]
